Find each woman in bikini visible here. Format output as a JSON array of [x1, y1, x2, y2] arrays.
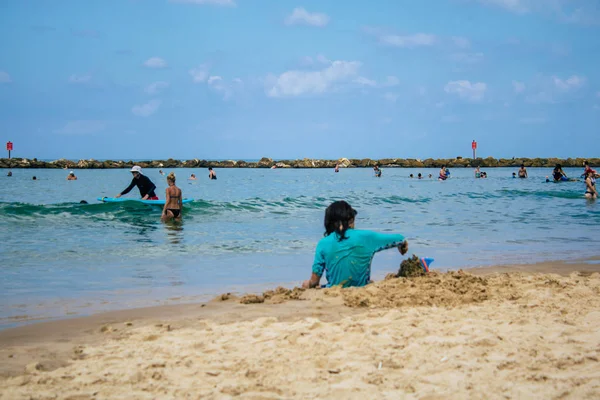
[[584, 170, 597, 199], [162, 172, 183, 221]]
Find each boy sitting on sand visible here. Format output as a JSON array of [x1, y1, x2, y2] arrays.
[[303, 200, 409, 289]]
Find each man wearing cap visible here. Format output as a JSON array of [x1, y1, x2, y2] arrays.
[[116, 166, 158, 200]]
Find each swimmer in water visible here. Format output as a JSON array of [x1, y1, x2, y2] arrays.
[[208, 167, 217, 180], [162, 172, 183, 221]]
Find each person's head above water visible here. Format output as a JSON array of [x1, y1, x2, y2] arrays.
[[208, 167, 213, 171], [324, 200, 357, 240], [167, 172, 176, 184]]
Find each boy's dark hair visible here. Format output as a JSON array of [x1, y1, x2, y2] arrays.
[[324, 200, 357, 240], [208, 167, 213, 170]]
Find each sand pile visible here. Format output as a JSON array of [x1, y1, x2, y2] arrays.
[[1, 271, 599, 399]]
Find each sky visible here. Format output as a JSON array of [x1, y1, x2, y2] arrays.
[[0, 0, 599, 160]]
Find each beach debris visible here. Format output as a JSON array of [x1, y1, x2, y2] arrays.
[[397, 255, 427, 278], [220, 293, 231, 301], [100, 325, 116, 333], [240, 294, 265, 304], [206, 371, 220, 377], [328, 368, 341, 374]]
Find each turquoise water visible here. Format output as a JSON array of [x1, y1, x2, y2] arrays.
[[1, 167, 599, 327]]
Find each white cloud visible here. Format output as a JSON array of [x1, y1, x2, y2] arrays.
[[526, 74, 586, 103], [444, 80, 487, 102], [207, 76, 241, 100], [143, 57, 167, 69], [452, 36, 471, 49], [383, 92, 399, 102], [316, 54, 330, 64], [267, 60, 361, 97], [512, 80, 525, 93], [145, 81, 169, 95], [553, 75, 585, 90], [68, 74, 91, 84], [475, 0, 600, 24], [451, 52, 484, 63], [54, 120, 105, 135], [207, 76, 222, 85], [354, 76, 377, 87], [384, 76, 400, 87], [380, 33, 436, 48], [285, 7, 329, 27], [169, 0, 235, 5], [0, 71, 12, 83], [189, 64, 210, 83], [132, 99, 161, 117]]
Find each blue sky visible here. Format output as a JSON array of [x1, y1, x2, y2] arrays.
[[0, 0, 599, 160]]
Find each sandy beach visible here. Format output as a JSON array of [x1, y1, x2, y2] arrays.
[[1, 260, 600, 399]]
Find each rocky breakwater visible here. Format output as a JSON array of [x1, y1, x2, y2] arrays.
[[0, 156, 597, 169]]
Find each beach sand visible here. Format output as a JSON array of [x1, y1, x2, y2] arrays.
[[1, 260, 600, 399]]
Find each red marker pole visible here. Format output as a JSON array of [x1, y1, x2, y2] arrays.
[[471, 140, 477, 160], [6, 141, 12, 160]]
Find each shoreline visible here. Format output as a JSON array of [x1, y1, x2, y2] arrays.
[[1, 156, 598, 170], [1, 258, 599, 398]]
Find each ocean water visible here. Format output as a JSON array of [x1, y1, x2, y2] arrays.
[[1, 167, 599, 327]]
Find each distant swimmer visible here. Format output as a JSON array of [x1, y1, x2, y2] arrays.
[[518, 164, 528, 178], [67, 171, 77, 180], [409, 174, 414, 178], [584, 170, 597, 199], [438, 165, 447, 181], [373, 165, 381, 177], [189, 173, 197, 180], [512, 172, 517, 178], [162, 172, 183, 221], [474, 166, 481, 178], [208, 167, 217, 180], [428, 174, 432, 179], [334, 163, 340, 173], [271, 165, 277, 169], [583, 160, 599, 178], [116, 166, 158, 200], [32, 176, 37, 180], [159, 169, 165, 176], [552, 164, 568, 182], [418, 173, 422, 179], [7, 171, 12, 177]]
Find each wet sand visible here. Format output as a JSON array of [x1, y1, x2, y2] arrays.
[[1, 260, 600, 399]]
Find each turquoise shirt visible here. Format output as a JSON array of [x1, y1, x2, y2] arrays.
[[312, 229, 405, 288]]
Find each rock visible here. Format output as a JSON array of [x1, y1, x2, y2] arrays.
[[257, 157, 274, 168], [338, 158, 351, 168]]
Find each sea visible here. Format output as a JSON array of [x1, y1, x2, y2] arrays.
[[1, 166, 599, 328]]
